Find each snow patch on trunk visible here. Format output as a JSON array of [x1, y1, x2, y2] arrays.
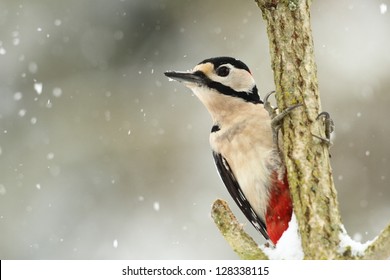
[[261, 213, 304, 260]]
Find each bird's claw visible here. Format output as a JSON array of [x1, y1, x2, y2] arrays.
[[271, 106, 303, 155], [313, 111, 335, 146], [263, 91, 302, 152], [263, 91, 277, 118]]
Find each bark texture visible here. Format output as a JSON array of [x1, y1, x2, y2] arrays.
[[255, 0, 341, 259]]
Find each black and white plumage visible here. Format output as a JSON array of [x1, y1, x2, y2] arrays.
[[165, 57, 292, 244], [212, 151, 269, 239]]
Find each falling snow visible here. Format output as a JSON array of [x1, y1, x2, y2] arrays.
[[34, 83, 43, 94], [14, 92, 23, 101], [46, 99, 52, 108], [0, 184, 6, 195], [380, 3, 387, 14], [18, 109, 27, 117], [52, 87, 63, 97], [353, 232, 363, 242], [113, 239, 118, 248], [153, 201, 160, 212], [13, 37, 20, 46], [29, 62, 38, 74]]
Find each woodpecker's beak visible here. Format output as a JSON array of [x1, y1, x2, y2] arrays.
[[164, 71, 205, 86]]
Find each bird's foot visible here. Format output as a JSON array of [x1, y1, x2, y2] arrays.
[[270, 103, 302, 152], [263, 91, 277, 118], [313, 111, 335, 146]]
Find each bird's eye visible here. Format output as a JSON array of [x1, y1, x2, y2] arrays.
[[216, 66, 230, 77]]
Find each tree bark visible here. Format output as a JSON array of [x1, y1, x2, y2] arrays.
[[255, 0, 341, 259], [362, 223, 390, 260]]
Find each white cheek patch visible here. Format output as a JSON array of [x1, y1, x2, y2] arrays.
[[208, 66, 255, 93]]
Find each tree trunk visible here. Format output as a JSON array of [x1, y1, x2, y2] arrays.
[[255, 0, 341, 259]]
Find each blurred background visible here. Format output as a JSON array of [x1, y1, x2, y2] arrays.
[[0, 0, 389, 259]]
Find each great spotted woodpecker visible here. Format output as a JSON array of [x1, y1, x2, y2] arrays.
[[165, 57, 301, 245]]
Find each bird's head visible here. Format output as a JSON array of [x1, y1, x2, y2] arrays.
[[165, 57, 261, 111]]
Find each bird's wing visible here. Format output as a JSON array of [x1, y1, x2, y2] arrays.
[[212, 151, 270, 241]]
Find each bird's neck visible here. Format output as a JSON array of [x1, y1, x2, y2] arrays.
[[191, 87, 262, 128]]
